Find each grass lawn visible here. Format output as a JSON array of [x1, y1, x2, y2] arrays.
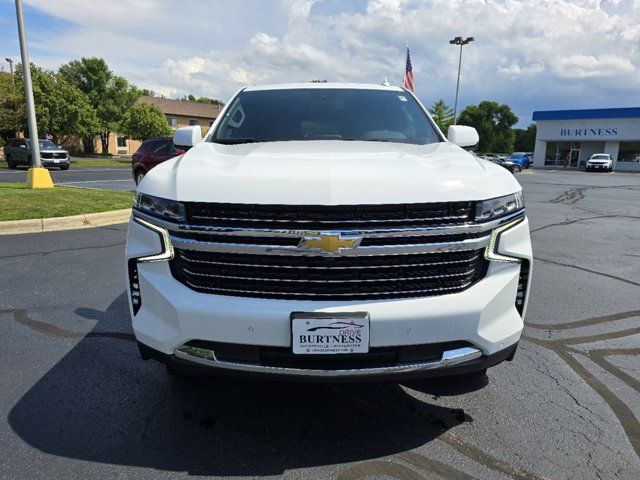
[[0, 158, 130, 169], [0, 183, 134, 221], [70, 159, 130, 167]]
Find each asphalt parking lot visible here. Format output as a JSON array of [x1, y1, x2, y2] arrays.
[[0, 165, 135, 191], [0, 169, 639, 479]]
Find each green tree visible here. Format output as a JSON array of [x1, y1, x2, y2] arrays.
[[457, 101, 518, 153], [59, 57, 139, 154], [120, 103, 172, 140], [14, 63, 98, 141], [0, 71, 22, 136], [513, 124, 537, 152], [428, 98, 455, 132], [179, 93, 225, 106]]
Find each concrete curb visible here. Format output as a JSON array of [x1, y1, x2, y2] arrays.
[[0, 209, 131, 235]]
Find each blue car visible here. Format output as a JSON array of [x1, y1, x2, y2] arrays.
[[506, 153, 531, 169]]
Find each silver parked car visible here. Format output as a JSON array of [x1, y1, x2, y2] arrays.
[[4, 139, 70, 170]]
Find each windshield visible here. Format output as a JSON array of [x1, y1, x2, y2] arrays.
[[211, 88, 442, 145], [591, 154, 608, 159], [25, 140, 58, 149]]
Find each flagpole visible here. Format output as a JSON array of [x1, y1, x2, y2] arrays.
[[404, 41, 409, 86]]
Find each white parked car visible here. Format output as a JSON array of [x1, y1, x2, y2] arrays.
[[585, 153, 613, 172], [126, 83, 532, 383]]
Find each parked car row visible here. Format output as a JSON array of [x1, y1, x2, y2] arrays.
[[3, 139, 71, 170], [476, 152, 532, 174]]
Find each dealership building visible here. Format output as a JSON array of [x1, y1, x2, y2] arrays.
[[531, 107, 640, 171]]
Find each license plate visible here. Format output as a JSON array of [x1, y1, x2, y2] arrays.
[[291, 312, 370, 354], [53, 159, 60, 163]]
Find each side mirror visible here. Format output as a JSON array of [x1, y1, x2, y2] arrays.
[[173, 126, 202, 148], [447, 125, 479, 149]]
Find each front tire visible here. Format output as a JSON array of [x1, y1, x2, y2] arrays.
[[5, 155, 16, 169], [511, 164, 522, 174], [134, 170, 146, 185]]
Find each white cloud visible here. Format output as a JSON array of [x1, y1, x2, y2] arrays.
[[9, 0, 640, 125]]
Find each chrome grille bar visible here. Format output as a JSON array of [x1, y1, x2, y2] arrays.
[[183, 279, 476, 298], [170, 235, 490, 256], [181, 267, 476, 283], [177, 254, 479, 269]]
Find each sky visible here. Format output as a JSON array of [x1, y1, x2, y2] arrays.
[[1, 0, 639, 127]]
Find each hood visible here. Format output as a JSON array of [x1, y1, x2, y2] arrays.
[[141, 140, 521, 204]]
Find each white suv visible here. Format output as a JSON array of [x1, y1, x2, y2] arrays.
[[586, 153, 613, 172], [126, 83, 532, 382]]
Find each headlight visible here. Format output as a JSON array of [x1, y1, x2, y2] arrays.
[[475, 192, 524, 222], [134, 192, 185, 222]]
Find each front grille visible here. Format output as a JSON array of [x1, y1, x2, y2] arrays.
[[185, 201, 475, 230], [41, 152, 66, 159], [170, 249, 488, 300], [183, 340, 475, 370], [160, 201, 501, 300]]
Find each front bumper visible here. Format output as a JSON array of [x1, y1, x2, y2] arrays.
[[139, 340, 518, 382], [126, 216, 532, 380], [41, 159, 70, 167]]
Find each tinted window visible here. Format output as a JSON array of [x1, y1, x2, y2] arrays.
[[212, 88, 441, 145], [141, 140, 157, 152], [152, 140, 174, 156]]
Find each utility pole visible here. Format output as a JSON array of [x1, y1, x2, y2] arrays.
[[14, 0, 53, 188], [449, 36, 474, 125], [5, 58, 15, 86]]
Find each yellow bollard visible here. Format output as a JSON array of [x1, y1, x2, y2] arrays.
[[26, 167, 54, 189]]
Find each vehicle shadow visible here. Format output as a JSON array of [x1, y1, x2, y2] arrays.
[[8, 293, 477, 477]]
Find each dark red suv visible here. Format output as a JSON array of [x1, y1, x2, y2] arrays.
[[131, 138, 185, 184]]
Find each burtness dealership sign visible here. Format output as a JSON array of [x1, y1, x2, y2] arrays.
[[559, 127, 619, 137]]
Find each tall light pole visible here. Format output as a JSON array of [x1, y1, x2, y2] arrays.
[[5, 58, 15, 86], [449, 36, 474, 125], [14, 0, 53, 188]]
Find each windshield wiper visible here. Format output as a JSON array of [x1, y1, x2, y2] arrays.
[[212, 138, 258, 145]]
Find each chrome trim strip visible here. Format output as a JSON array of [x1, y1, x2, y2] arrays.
[[174, 346, 483, 377], [132, 209, 525, 238], [178, 254, 479, 269], [189, 213, 471, 223], [170, 235, 490, 256], [484, 217, 525, 263], [133, 216, 175, 263], [182, 279, 474, 297], [181, 267, 476, 283]]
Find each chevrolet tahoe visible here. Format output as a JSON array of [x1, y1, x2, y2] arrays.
[[126, 83, 532, 382]]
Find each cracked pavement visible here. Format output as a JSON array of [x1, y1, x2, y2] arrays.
[[0, 169, 639, 479]]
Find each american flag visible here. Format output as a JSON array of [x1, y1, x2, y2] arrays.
[[403, 45, 414, 92]]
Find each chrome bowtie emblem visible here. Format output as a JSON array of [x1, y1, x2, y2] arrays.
[[299, 233, 362, 254]]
